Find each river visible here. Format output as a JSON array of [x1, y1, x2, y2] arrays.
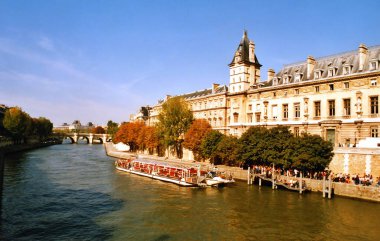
[[1, 144, 379, 241]]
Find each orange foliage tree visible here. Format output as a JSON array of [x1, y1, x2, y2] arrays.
[[183, 119, 212, 161], [113, 121, 145, 151], [92, 126, 105, 134]]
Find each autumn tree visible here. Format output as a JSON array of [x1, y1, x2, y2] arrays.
[[183, 119, 212, 161], [200, 130, 224, 164], [157, 96, 193, 158], [144, 126, 160, 155], [113, 121, 145, 151], [92, 126, 105, 134], [3, 107, 32, 141]]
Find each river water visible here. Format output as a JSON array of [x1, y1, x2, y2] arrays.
[[1, 144, 380, 241]]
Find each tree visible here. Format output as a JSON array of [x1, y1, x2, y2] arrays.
[[106, 120, 119, 137], [144, 126, 160, 154], [183, 119, 212, 161], [239, 126, 271, 167], [113, 121, 145, 151], [92, 126, 105, 134], [215, 135, 240, 166], [200, 130, 224, 164], [157, 97, 193, 158], [3, 107, 32, 141], [33, 117, 53, 140], [290, 133, 334, 173]]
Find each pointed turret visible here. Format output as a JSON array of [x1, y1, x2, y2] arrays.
[[229, 31, 262, 93]]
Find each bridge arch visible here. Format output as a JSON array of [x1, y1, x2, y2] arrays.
[[63, 136, 75, 144]]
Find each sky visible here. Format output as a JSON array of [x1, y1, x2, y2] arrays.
[[1, 0, 379, 126]]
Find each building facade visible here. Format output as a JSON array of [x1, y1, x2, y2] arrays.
[[133, 31, 380, 148]]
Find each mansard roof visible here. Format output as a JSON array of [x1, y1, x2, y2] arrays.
[[177, 85, 228, 100], [265, 44, 380, 87], [229, 31, 261, 67]]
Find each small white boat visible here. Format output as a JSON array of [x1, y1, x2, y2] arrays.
[[205, 171, 235, 186]]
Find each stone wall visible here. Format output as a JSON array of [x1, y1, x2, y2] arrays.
[[330, 148, 380, 178]]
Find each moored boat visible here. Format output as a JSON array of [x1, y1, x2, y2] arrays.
[[115, 158, 201, 187]]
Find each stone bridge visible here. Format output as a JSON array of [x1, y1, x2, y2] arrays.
[[63, 133, 111, 144]]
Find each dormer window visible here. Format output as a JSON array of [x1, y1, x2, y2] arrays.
[[370, 60, 379, 71], [314, 70, 323, 79], [328, 67, 337, 77], [273, 78, 279, 86], [343, 65, 352, 75], [295, 73, 302, 82], [283, 75, 290, 84]]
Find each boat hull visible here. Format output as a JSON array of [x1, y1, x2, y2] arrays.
[[116, 166, 196, 187]]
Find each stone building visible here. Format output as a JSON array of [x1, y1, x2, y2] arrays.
[[135, 31, 380, 149]]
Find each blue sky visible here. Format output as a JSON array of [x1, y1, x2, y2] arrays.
[[1, 0, 379, 126]]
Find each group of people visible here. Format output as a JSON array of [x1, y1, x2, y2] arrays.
[[249, 165, 380, 187]]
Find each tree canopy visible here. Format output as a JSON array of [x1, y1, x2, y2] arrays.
[[3, 107, 32, 139], [183, 119, 212, 161], [200, 130, 224, 164], [33, 117, 53, 139], [106, 120, 119, 137], [113, 121, 145, 151], [157, 96, 193, 158], [92, 126, 105, 134]]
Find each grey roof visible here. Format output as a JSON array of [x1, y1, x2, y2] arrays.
[[266, 44, 380, 86], [177, 85, 228, 100], [229, 31, 261, 67]]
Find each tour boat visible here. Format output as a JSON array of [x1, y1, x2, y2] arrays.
[[115, 158, 202, 187]]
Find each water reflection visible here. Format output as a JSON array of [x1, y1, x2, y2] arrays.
[[2, 145, 380, 241]]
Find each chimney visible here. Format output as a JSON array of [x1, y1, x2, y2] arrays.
[[267, 68, 275, 81], [307, 56, 315, 79], [212, 83, 220, 93], [358, 43, 368, 71], [249, 40, 255, 63]]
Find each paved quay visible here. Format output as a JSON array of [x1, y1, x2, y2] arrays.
[[104, 142, 380, 202]]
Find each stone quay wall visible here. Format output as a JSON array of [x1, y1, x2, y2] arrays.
[[105, 143, 380, 202]]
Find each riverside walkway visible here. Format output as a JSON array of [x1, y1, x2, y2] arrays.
[[104, 143, 380, 202]]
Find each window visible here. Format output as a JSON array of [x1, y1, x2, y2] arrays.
[[370, 61, 378, 70], [294, 103, 300, 118], [273, 92, 276, 97], [329, 84, 334, 91], [295, 74, 302, 82], [283, 104, 289, 119], [370, 96, 379, 114], [256, 104, 260, 112], [328, 68, 336, 77], [294, 127, 300, 137], [273, 78, 278, 86], [248, 104, 252, 111], [371, 127, 379, 137], [283, 76, 289, 84], [314, 101, 321, 117], [343, 65, 351, 75], [371, 79, 377, 86], [233, 113, 239, 123], [314, 70, 322, 79], [255, 113, 260, 122], [343, 99, 351, 116], [247, 114, 253, 123], [315, 86, 320, 93], [328, 100, 335, 116], [272, 105, 278, 119], [344, 82, 350, 89], [295, 89, 300, 95]]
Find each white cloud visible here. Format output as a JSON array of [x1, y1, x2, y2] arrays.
[[37, 36, 55, 51]]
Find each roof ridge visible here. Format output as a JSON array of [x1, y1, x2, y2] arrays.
[[283, 44, 380, 68]]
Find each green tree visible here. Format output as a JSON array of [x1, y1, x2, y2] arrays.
[[3, 107, 32, 141], [33, 117, 53, 140], [183, 119, 212, 161], [157, 97, 193, 158], [239, 126, 271, 167], [200, 130, 224, 164], [290, 133, 334, 172], [215, 135, 240, 166], [106, 120, 119, 137]]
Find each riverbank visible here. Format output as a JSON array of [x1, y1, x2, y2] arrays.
[[0, 141, 61, 155], [104, 142, 380, 202]]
